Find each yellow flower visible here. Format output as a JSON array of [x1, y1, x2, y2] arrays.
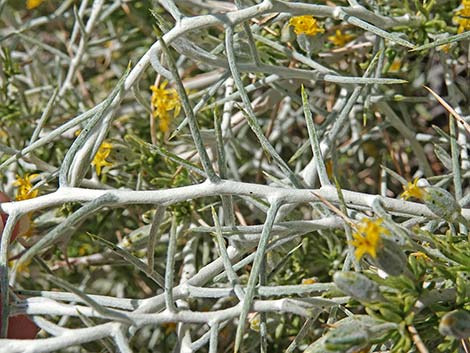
[[328, 29, 354, 47], [325, 159, 333, 179], [26, 0, 43, 10], [410, 251, 431, 261], [249, 313, 260, 332], [289, 16, 324, 36], [453, 0, 470, 33], [13, 173, 39, 201], [162, 322, 177, 334], [0, 128, 7, 139], [91, 141, 113, 176], [350, 218, 389, 260], [9, 258, 31, 273], [150, 81, 181, 133], [78, 243, 94, 256], [389, 59, 402, 73], [301, 277, 317, 285], [438, 44, 451, 53], [400, 177, 425, 200]]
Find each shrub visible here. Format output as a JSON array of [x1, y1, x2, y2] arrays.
[[0, 0, 469, 352]]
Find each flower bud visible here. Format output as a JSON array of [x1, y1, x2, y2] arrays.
[[439, 309, 470, 339], [324, 322, 369, 351], [422, 186, 461, 223], [305, 316, 395, 353], [333, 271, 384, 303], [374, 238, 409, 276], [325, 316, 392, 352]]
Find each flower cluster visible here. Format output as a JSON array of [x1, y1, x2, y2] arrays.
[[454, 0, 470, 33], [150, 81, 181, 133], [289, 16, 324, 36], [350, 218, 389, 260], [91, 141, 113, 176], [13, 173, 39, 201]]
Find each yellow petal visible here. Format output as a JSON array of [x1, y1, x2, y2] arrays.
[[26, 0, 43, 10]]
